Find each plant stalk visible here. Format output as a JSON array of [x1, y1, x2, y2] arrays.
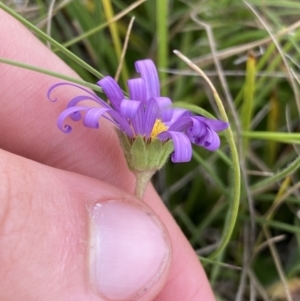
[[134, 171, 155, 199]]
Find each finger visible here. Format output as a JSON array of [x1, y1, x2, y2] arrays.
[[0, 9, 216, 300], [0, 149, 172, 301], [0, 9, 129, 189]]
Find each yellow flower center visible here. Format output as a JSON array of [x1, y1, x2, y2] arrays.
[[150, 119, 168, 138]]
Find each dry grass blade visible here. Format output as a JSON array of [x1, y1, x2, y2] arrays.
[[255, 235, 286, 255], [114, 16, 135, 82], [235, 224, 252, 301], [244, 1, 300, 116], [264, 181, 300, 220], [46, 0, 56, 49], [262, 227, 293, 301], [37, 0, 73, 28], [194, 19, 300, 68], [248, 270, 272, 301]]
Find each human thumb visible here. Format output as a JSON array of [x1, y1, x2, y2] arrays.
[[0, 149, 172, 301]]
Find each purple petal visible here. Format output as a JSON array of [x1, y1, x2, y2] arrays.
[[186, 117, 206, 137], [108, 110, 134, 137], [194, 128, 221, 151], [144, 98, 160, 138], [135, 59, 160, 99], [120, 99, 141, 119], [57, 106, 90, 133], [195, 116, 229, 132], [153, 97, 173, 122], [48, 82, 108, 107], [83, 106, 134, 137], [168, 116, 193, 132], [127, 78, 146, 102], [67, 95, 105, 108], [166, 108, 191, 127], [158, 131, 192, 162], [66, 95, 105, 121], [83, 107, 111, 128], [131, 104, 144, 136], [97, 76, 124, 111]]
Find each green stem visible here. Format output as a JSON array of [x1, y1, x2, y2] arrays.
[[0, 57, 103, 92], [251, 156, 300, 194], [173, 50, 241, 260], [199, 256, 241, 270], [241, 53, 256, 151], [134, 171, 155, 199], [209, 103, 240, 260], [156, 0, 168, 95], [242, 131, 300, 140], [0, 2, 103, 79]]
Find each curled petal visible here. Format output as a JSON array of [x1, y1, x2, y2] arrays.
[[135, 59, 160, 99], [48, 82, 107, 106], [158, 131, 192, 162], [127, 78, 146, 102], [196, 116, 229, 132], [153, 97, 173, 122], [97, 76, 124, 111], [195, 128, 221, 151], [83, 107, 111, 128], [69, 111, 81, 122], [57, 106, 90, 133], [144, 98, 160, 138], [120, 99, 141, 119], [67, 95, 105, 121], [67, 95, 105, 108], [186, 117, 206, 137]]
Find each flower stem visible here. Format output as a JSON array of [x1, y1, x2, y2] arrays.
[[134, 171, 155, 199], [174, 50, 241, 260]]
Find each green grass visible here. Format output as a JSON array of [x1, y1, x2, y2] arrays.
[[2, 0, 300, 299]]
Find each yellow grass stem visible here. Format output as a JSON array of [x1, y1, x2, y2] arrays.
[[241, 52, 256, 151], [102, 0, 129, 88]]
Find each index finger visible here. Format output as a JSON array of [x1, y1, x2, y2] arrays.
[[0, 9, 216, 301]]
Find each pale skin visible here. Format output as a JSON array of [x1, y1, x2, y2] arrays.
[[0, 10, 216, 301]]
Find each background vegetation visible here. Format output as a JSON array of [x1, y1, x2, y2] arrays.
[[2, 0, 300, 300]]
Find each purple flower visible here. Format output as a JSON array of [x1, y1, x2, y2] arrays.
[[48, 59, 228, 163]]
